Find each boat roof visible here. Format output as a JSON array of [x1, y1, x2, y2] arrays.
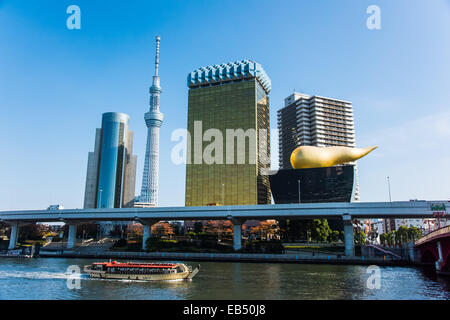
[[93, 261, 178, 269]]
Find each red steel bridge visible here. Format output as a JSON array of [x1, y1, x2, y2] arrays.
[[415, 226, 450, 275]]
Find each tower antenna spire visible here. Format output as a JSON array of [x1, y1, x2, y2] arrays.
[[155, 36, 160, 76]]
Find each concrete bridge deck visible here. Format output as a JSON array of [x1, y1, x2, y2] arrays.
[[1, 200, 448, 257], [0, 201, 447, 222]]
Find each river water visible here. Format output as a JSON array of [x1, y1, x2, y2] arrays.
[[0, 258, 448, 300]]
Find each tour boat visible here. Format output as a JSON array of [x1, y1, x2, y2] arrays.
[[84, 261, 200, 281]]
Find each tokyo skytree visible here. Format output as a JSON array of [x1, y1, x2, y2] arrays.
[[139, 36, 163, 205]]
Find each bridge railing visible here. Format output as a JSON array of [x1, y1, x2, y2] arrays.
[[365, 244, 402, 259], [415, 225, 450, 246]]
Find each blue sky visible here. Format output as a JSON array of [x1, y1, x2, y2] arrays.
[[1, 0, 450, 210]]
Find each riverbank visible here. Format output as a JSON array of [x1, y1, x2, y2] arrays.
[[38, 250, 414, 266]]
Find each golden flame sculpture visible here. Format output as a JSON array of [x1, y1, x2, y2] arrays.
[[290, 146, 378, 169]]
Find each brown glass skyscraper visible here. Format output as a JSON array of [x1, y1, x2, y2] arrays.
[[185, 60, 271, 206]]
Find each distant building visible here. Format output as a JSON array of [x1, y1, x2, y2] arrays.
[[83, 112, 137, 209], [134, 202, 156, 208], [185, 59, 271, 206], [371, 219, 385, 235], [47, 204, 64, 210], [384, 218, 396, 233], [384, 217, 429, 234], [423, 218, 440, 234], [394, 218, 424, 230]]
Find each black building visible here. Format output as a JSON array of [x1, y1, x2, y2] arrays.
[[269, 165, 355, 231], [269, 165, 354, 204]]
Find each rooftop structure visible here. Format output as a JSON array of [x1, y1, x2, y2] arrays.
[[187, 59, 271, 93]]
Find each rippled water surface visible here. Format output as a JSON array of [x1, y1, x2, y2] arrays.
[[0, 258, 448, 300]]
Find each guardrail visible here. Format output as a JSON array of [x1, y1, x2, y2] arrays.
[[365, 244, 402, 259], [38, 250, 408, 265], [415, 226, 450, 246]]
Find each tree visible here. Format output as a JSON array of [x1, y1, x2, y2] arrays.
[[0, 222, 10, 237], [170, 223, 181, 236], [110, 224, 127, 238], [145, 237, 163, 252], [329, 230, 340, 243], [76, 223, 98, 239], [279, 218, 339, 243], [278, 219, 306, 242], [18, 223, 49, 242], [354, 230, 366, 245], [151, 222, 174, 238], [204, 220, 233, 240], [380, 226, 423, 246], [126, 223, 143, 239], [380, 231, 395, 246], [367, 224, 379, 243], [250, 220, 280, 241], [407, 227, 422, 242], [380, 233, 387, 244], [395, 226, 409, 244], [193, 222, 203, 234], [310, 219, 331, 243]]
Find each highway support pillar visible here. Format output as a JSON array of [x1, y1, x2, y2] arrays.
[[139, 219, 157, 251], [67, 224, 77, 249], [230, 218, 245, 251], [343, 214, 355, 256], [436, 241, 444, 272], [8, 222, 19, 250]]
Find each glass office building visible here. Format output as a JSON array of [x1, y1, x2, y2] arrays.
[[185, 60, 271, 206], [83, 112, 137, 209]]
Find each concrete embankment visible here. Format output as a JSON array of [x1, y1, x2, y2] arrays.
[[38, 250, 412, 266]]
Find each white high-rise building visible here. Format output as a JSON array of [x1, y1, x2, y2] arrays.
[[277, 92, 359, 200], [278, 93, 355, 164], [139, 36, 163, 206]]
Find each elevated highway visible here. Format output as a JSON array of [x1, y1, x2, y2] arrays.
[[1, 200, 448, 256]]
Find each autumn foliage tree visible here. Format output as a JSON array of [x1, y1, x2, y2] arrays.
[[126, 223, 143, 239], [18, 223, 50, 241], [203, 220, 233, 238], [249, 220, 280, 240], [151, 222, 174, 238]]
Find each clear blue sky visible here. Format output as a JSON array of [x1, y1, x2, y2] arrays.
[[1, 0, 450, 210]]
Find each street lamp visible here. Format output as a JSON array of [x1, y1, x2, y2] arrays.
[[298, 179, 301, 204], [98, 189, 103, 208], [222, 183, 225, 206], [387, 177, 392, 202]]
